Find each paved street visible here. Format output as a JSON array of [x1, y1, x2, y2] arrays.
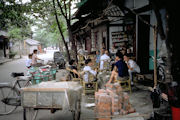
[[0, 51, 95, 120], [0, 50, 153, 120], [0, 50, 75, 120]]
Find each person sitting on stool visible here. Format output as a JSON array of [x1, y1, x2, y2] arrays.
[[107, 52, 129, 84], [123, 54, 140, 85]]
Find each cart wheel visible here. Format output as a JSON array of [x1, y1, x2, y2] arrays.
[[23, 108, 38, 120], [72, 100, 81, 120], [0, 86, 19, 115]]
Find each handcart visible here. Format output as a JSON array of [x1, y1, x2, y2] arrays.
[[21, 81, 82, 120]]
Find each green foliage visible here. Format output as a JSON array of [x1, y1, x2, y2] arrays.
[[0, 0, 32, 29], [33, 16, 67, 47], [31, 0, 67, 47], [8, 25, 32, 41], [8, 27, 22, 40], [9, 51, 17, 59]]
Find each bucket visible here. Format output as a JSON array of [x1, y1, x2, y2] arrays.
[[171, 106, 180, 120]]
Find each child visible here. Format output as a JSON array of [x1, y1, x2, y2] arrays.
[[26, 54, 32, 68]]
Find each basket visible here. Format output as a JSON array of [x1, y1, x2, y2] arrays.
[[32, 73, 43, 84], [50, 69, 57, 80]]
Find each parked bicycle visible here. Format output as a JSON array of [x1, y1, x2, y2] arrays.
[[0, 72, 32, 115], [151, 56, 166, 82]]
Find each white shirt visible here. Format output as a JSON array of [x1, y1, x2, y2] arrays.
[[127, 59, 140, 73], [83, 66, 97, 82], [78, 48, 85, 55], [26, 59, 32, 67], [100, 54, 110, 70], [110, 48, 117, 54]]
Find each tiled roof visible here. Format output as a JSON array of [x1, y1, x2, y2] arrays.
[[25, 38, 40, 45]]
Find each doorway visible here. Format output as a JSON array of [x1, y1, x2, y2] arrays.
[[137, 15, 150, 74]]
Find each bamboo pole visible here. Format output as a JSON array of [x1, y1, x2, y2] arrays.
[[153, 26, 158, 87]]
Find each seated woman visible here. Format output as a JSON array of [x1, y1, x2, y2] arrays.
[[83, 59, 97, 82], [69, 59, 80, 78], [107, 52, 129, 84]]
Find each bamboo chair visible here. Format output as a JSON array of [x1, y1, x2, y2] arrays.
[[66, 67, 83, 85], [77, 54, 85, 70], [87, 54, 95, 60], [115, 77, 132, 94], [83, 71, 98, 95], [99, 60, 111, 73]]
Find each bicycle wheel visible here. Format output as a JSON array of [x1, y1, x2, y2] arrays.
[[0, 86, 19, 115], [23, 108, 38, 120], [72, 100, 81, 120]]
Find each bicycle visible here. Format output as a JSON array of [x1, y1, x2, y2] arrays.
[[0, 72, 32, 115], [151, 56, 166, 82]]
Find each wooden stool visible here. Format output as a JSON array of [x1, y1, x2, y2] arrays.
[[136, 74, 145, 80], [115, 77, 132, 94]]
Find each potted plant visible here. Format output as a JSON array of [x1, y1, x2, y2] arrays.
[[9, 51, 17, 59]]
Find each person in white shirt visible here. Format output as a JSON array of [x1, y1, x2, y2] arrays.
[[124, 54, 140, 85], [100, 50, 110, 70], [26, 54, 32, 68], [83, 59, 97, 82]]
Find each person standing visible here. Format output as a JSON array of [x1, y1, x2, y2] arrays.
[[123, 54, 140, 85]]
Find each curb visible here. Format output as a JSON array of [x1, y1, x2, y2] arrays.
[[0, 59, 12, 65]]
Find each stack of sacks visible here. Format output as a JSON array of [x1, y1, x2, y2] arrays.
[[95, 83, 135, 119]]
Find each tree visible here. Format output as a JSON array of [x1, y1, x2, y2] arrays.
[[0, 0, 32, 29], [55, 0, 78, 61], [52, 0, 71, 61], [8, 25, 32, 58], [29, 0, 71, 61]]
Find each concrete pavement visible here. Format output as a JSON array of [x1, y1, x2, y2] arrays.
[[0, 51, 153, 120], [0, 58, 12, 65]]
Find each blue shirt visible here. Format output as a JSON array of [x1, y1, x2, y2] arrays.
[[115, 60, 128, 77], [96, 55, 100, 63]]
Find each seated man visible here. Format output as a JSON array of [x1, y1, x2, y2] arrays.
[[127, 48, 134, 57], [107, 52, 129, 84], [69, 59, 80, 78], [124, 54, 140, 85], [83, 59, 97, 82], [100, 49, 110, 70]]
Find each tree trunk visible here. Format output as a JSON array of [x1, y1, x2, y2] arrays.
[[53, 0, 70, 61], [19, 40, 22, 58], [67, 24, 78, 62], [3, 41, 6, 58]]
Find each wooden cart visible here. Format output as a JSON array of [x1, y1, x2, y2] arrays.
[[21, 81, 82, 120]]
